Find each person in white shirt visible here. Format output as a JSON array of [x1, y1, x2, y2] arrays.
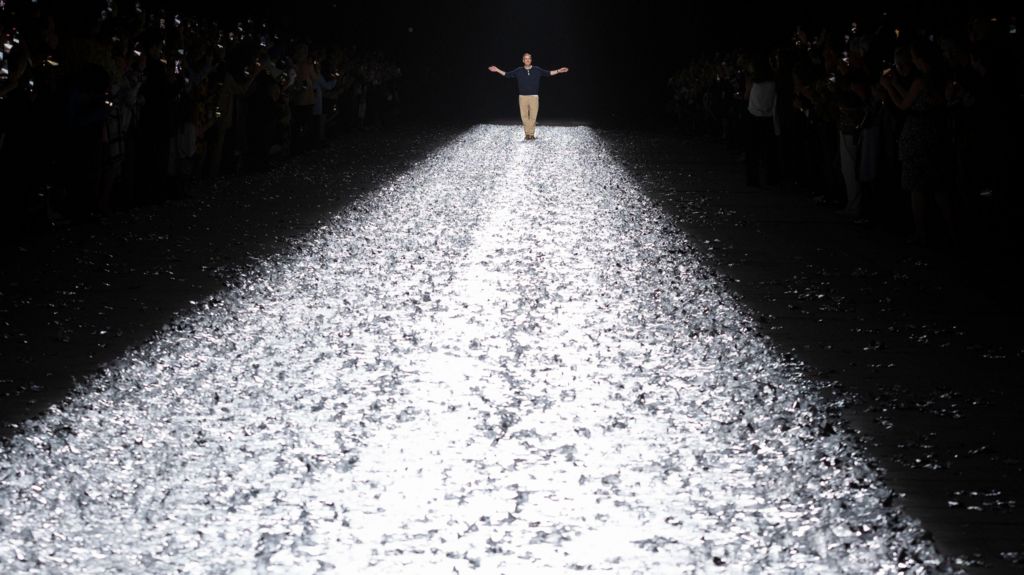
[[745, 54, 779, 187]]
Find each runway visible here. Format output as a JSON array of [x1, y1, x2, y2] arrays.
[[0, 126, 950, 573]]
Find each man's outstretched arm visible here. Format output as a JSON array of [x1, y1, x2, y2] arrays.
[[488, 65, 507, 76], [549, 67, 570, 76]]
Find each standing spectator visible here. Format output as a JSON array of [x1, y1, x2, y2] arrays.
[[169, 95, 197, 199], [312, 54, 339, 147], [65, 64, 109, 215], [745, 53, 779, 188], [208, 59, 254, 178], [245, 59, 280, 170], [881, 39, 953, 245], [137, 33, 173, 204], [836, 69, 868, 216], [289, 43, 316, 154]]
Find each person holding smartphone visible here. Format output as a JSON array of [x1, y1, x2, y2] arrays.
[[879, 40, 953, 245], [488, 53, 569, 140]]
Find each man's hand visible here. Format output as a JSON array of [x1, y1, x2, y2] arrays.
[[557, 67, 569, 74], [488, 65, 505, 75]]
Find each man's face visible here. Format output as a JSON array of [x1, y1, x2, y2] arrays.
[[522, 53, 532, 67]]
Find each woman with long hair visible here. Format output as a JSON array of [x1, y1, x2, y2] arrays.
[[880, 38, 953, 245]]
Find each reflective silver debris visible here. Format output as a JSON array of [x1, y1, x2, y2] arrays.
[[0, 126, 955, 573]]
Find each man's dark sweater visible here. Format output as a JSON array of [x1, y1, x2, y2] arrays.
[[506, 66, 550, 96]]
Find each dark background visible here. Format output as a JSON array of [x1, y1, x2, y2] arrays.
[[122, 0, 1008, 124], [41, 0, 1009, 124]]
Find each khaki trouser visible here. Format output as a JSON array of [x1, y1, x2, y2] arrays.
[[518, 95, 539, 137]]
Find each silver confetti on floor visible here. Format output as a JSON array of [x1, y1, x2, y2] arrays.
[[0, 126, 955, 573]]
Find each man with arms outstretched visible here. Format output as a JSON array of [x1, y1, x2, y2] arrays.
[[488, 53, 569, 140]]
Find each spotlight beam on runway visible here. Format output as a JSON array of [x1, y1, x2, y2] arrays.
[[0, 126, 950, 573]]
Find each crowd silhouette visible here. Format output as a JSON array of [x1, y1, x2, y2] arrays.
[[668, 13, 1020, 249], [1, 0, 402, 229]]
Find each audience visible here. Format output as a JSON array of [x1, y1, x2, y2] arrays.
[[0, 0, 403, 228], [668, 13, 1022, 249]]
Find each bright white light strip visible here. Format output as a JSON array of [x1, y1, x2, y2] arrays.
[[0, 126, 949, 574]]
